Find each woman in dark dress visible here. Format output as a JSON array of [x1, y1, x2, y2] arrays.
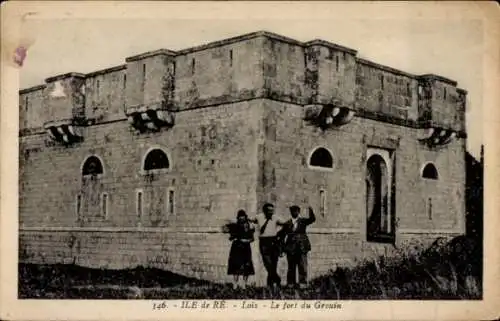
[[227, 210, 255, 289]]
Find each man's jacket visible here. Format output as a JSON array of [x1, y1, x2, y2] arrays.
[[278, 210, 316, 254]]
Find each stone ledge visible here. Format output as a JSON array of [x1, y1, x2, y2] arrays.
[[19, 226, 358, 234], [398, 228, 463, 235], [19, 84, 46, 94], [125, 49, 177, 62], [45, 72, 86, 83], [304, 39, 357, 55], [86, 65, 127, 78], [20, 226, 461, 235], [18, 96, 468, 139]]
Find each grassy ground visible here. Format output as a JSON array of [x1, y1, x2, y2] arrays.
[[18, 234, 482, 300]]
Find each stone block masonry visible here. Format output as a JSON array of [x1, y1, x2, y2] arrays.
[[19, 31, 467, 286]]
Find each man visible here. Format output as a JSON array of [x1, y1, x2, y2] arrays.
[[249, 203, 286, 288], [280, 205, 316, 289]]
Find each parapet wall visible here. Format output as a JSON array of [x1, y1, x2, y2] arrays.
[[19, 31, 467, 137]]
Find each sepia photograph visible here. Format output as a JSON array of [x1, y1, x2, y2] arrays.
[[1, 1, 499, 321]]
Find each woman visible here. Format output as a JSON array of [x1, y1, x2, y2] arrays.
[[226, 210, 255, 289]]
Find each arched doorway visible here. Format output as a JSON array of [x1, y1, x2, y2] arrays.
[[366, 150, 395, 243], [140, 147, 172, 226], [80, 155, 105, 223]]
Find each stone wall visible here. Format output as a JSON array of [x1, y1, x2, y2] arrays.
[[19, 86, 45, 132], [256, 100, 465, 233], [19, 31, 468, 134], [85, 66, 127, 123], [19, 100, 261, 229], [18, 31, 467, 285], [356, 60, 418, 122], [19, 98, 465, 285]]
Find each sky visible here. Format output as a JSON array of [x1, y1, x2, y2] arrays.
[[17, 3, 485, 158]]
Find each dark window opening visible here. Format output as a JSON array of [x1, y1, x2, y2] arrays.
[[136, 190, 143, 217], [24, 96, 29, 128], [335, 55, 339, 72], [422, 163, 439, 180], [319, 189, 326, 216], [144, 149, 170, 171], [380, 75, 385, 90], [366, 154, 393, 243], [229, 50, 233, 67], [141, 64, 146, 91], [123, 74, 127, 89], [309, 148, 333, 168], [101, 193, 108, 218], [191, 58, 196, 75], [82, 156, 104, 176], [444, 88, 447, 100], [427, 197, 433, 220], [168, 189, 175, 215], [75, 194, 82, 219], [407, 83, 411, 96], [96, 80, 100, 98]]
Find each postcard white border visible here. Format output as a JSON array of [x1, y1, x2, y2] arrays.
[[1, 2, 499, 321]]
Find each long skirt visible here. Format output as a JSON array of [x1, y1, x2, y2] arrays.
[[227, 240, 255, 276]]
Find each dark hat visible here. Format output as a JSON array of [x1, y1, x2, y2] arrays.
[[262, 203, 274, 211]]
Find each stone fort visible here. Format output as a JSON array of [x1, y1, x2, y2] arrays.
[[18, 31, 467, 284]]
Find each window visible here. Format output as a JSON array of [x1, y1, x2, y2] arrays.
[[229, 50, 233, 67], [141, 64, 146, 91], [75, 194, 82, 220], [444, 88, 447, 100], [123, 74, 127, 89], [100, 192, 108, 218], [96, 80, 100, 98], [167, 188, 175, 216], [319, 189, 326, 216], [143, 148, 170, 171], [407, 83, 411, 96], [136, 190, 143, 218], [24, 96, 29, 128], [380, 75, 385, 90], [82, 156, 104, 176], [335, 55, 339, 72], [427, 197, 433, 220], [422, 163, 439, 180], [191, 58, 196, 75], [366, 153, 394, 243], [309, 147, 333, 169]]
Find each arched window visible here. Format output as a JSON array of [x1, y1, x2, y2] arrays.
[[82, 156, 103, 176], [309, 147, 333, 168], [422, 163, 439, 180], [143, 148, 170, 171]]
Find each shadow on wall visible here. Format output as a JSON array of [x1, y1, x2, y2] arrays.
[[464, 145, 483, 290], [465, 146, 483, 241]]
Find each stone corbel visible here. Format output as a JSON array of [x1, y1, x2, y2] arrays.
[[417, 127, 456, 147], [44, 121, 84, 145], [304, 104, 355, 129], [126, 104, 175, 133]]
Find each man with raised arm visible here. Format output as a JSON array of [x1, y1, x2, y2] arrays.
[[279, 205, 316, 289]]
